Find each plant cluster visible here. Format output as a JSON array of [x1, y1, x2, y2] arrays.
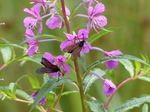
[[0, 0, 150, 112]]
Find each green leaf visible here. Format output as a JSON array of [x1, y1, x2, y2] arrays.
[[9, 82, 17, 94], [43, 74, 51, 84], [31, 77, 72, 110], [0, 47, 12, 63], [20, 34, 63, 45], [3, 55, 42, 70], [114, 94, 150, 112], [21, 57, 41, 65], [119, 59, 134, 77], [16, 89, 33, 102], [142, 104, 148, 112], [88, 27, 120, 44], [28, 77, 40, 89], [138, 76, 150, 82], [86, 55, 150, 74], [0, 42, 25, 49], [62, 90, 79, 96], [86, 100, 105, 112], [70, 1, 82, 17], [135, 61, 141, 75], [79, 52, 87, 71], [0, 86, 16, 99], [83, 68, 106, 94]]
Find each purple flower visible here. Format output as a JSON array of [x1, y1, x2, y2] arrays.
[[25, 29, 38, 56], [24, 4, 43, 33], [0, 79, 4, 81], [77, 3, 107, 33], [87, 3, 107, 32], [43, 52, 70, 77], [46, 7, 70, 29], [60, 29, 92, 53], [31, 0, 50, 3], [46, 14, 64, 29], [0, 23, 5, 26], [31, 90, 46, 105], [104, 50, 123, 69], [30, 0, 51, 14], [103, 79, 116, 96]]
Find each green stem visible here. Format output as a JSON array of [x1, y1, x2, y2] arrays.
[[53, 83, 64, 108], [74, 59, 86, 112], [104, 73, 143, 109], [15, 98, 33, 104], [60, 0, 86, 111]]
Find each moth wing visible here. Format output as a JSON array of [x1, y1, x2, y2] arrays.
[[71, 46, 82, 60], [63, 43, 79, 53], [36, 67, 52, 74], [41, 58, 54, 68]]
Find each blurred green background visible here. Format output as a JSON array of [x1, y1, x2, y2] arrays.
[[0, 0, 150, 112]]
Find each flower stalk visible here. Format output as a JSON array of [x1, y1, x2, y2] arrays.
[[104, 73, 143, 109], [60, 0, 86, 111], [74, 59, 86, 112], [60, 0, 71, 34]]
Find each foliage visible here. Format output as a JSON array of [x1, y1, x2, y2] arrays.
[[0, 0, 150, 112]]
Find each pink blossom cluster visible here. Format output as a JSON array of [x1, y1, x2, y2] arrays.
[[23, 0, 123, 103]]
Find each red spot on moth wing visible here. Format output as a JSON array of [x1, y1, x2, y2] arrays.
[[41, 58, 58, 69], [63, 43, 80, 53]]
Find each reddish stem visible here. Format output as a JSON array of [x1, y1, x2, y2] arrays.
[[0, 63, 7, 71], [104, 73, 143, 109], [60, 0, 71, 34]]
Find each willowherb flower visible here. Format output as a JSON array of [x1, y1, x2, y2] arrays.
[[30, 0, 52, 14], [24, 4, 43, 33], [60, 29, 92, 54], [25, 29, 38, 56], [0, 79, 4, 81], [0, 23, 5, 26], [103, 79, 116, 96], [77, 3, 107, 33], [87, 3, 107, 32], [42, 52, 70, 77], [104, 50, 123, 69], [46, 6, 70, 29], [31, 90, 46, 105]]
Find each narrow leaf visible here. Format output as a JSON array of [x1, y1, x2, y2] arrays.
[[21, 57, 41, 65], [80, 52, 87, 71], [9, 82, 17, 94], [86, 100, 105, 112], [16, 89, 33, 102], [119, 59, 134, 77], [138, 76, 150, 82], [28, 77, 40, 89], [86, 55, 150, 74], [135, 61, 141, 75], [0, 47, 12, 63], [62, 90, 79, 96], [0, 42, 25, 49], [88, 27, 120, 44], [0, 86, 16, 99], [142, 104, 148, 112], [114, 94, 150, 112], [70, 1, 82, 17], [31, 77, 72, 110]]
